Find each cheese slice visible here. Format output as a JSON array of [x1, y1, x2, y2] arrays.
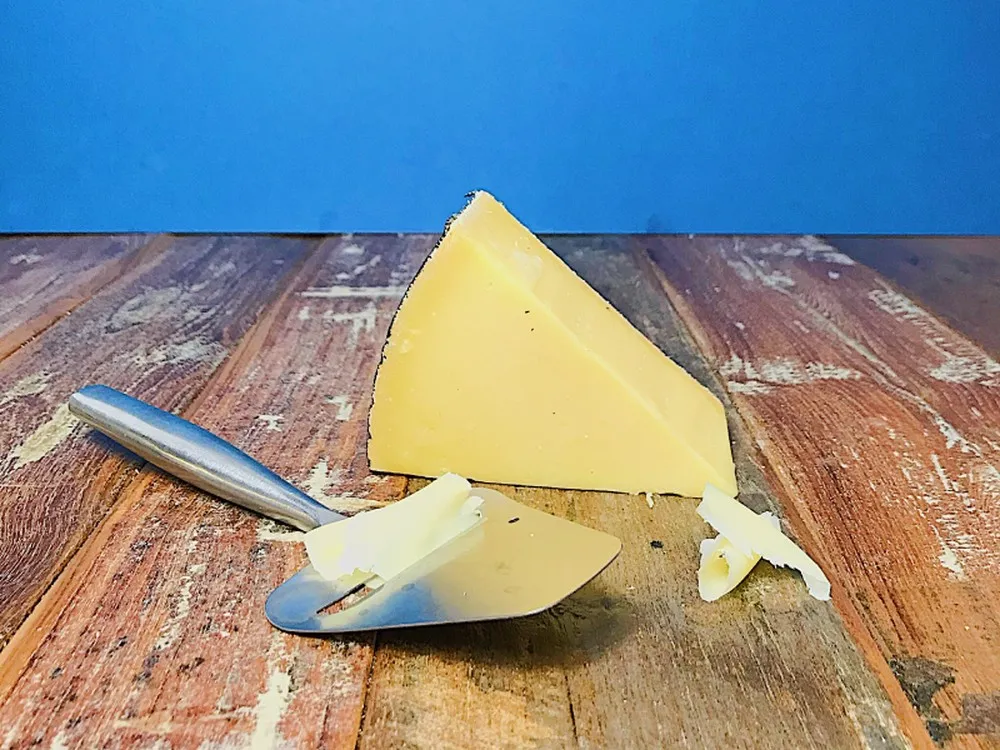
[[696, 483, 831, 601], [368, 191, 736, 496], [304, 473, 484, 583]]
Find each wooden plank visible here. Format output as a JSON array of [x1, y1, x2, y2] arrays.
[[0, 234, 161, 362], [824, 237, 1000, 358], [0, 235, 435, 748], [645, 234, 1000, 749], [0, 236, 314, 649], [358, 237, 909, 750]]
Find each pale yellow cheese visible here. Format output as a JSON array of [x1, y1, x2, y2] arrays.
[[368, 191, 736, 496], [696, 483, 831, 601], [698, 512, 780, 601], [304, 473, 484, 583]]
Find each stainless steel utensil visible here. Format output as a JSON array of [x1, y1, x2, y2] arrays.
[[69, 385, 621, 634]]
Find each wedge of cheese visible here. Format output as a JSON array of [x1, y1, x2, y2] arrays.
[[368, 191, 736, 496]]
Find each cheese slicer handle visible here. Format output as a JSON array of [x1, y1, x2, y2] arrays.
[[68, 384, 344, 532]]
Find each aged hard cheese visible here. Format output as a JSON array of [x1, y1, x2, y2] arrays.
[[304, 473, 484, 584], [697, 483, 831, 601], [698, 513, 781, 601], [368, 191, 736, 496]]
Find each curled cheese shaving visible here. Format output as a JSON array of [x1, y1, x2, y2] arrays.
[[697, 483, 831, 601]]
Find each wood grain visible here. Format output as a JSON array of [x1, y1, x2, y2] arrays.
[[0, 235, 435, 748], [644, 235, 1000, 749], [0, 236, 313, 649], [358, 237, 908, 750], [825, 237, 1000, 358], [0, 234, 161, 362]]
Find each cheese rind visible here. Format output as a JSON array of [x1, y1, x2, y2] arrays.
[[368, 191, 736, 496], [304, 473, 483, 583], [696, 484, 831, 601]]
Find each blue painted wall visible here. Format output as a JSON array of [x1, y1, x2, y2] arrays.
[[2, 2, 998, 233]]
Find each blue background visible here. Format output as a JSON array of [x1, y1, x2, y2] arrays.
[[2, 2, 998, 233]]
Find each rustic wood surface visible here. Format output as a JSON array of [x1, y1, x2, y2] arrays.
[[0, 234, 161, 362], [0, 236, 429, 748], [824, 237, 1000, 358], [0, 236, 314, 647], [0, 232, 996, 748], [644, 235, 1000, 749]]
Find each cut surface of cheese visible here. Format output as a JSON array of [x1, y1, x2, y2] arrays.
[[696, 483, 831, 601], [367, 191, 736, 496], [304, 473, 484, 583]]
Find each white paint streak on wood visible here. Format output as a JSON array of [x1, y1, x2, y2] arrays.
[[719, 354, 862, 395], [325, 395, 353, 421], [0, 372, 52, 406], [322, 304, 378, 348], [341, 243, 365, 255], [297, 306, 311, 321], [4, 724, 22, 749], [209, 259, 237, 278], [10, 251, 44, 265], [299, 458, 387, 515], [979, 464, 1000, 498], [256, 415, 284, 432], [747, 236, 855, 265], [795, 236, 856, 265], [931, 413, 978, 455], [8, 403, 80, 469], [112, 718, 176, 738], [726, 237, 854, 292], [132, 338, 226, 368], [155, 563, 207, 651], [300, 286, 407, 299], [868, 284, 1000, 387], [728, 259, 795, 290], [719, 243, 984, 462], [108, 286, 186, 330], [350, 254, 382, 277], [49, 730, 69, 750], [929, 356, 1000, 386], [930, 453, 952, 492], [726, 381, 774, 395], [934, 530, 968, 581], [897, 449, 997, 574], [304, 458, 341, 499], [256, 518, 305, 543], [249, 633, 292, 750]]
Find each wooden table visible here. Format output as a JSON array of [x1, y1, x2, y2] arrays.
[[0, 234, 997, 749]]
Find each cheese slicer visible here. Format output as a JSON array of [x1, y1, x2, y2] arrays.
[[68, 385, 622, 634]]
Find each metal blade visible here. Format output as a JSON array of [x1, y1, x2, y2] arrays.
[[264, 488, 621, 634]]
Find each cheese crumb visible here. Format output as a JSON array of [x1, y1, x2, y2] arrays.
[[696, 484, 831, 601]]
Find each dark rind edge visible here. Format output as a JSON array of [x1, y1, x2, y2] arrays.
[[364, 190, 483, 467]]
